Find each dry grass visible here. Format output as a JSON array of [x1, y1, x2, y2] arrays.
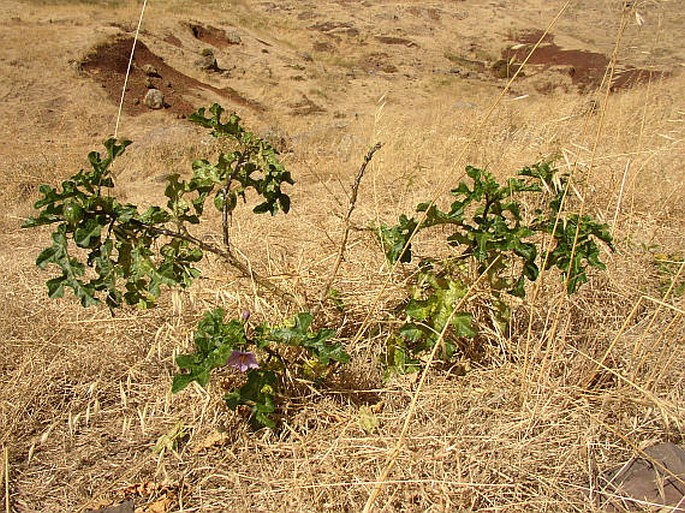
[[1, 0, 684, 512]]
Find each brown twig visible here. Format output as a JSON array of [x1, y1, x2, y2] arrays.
[[131, 220, 303, 307], [311, 142, 382, 317]]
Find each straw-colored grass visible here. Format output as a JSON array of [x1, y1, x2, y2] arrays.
[[1, 0, 683, 511]]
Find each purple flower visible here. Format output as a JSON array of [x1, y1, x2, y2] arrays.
[[226, 350, 259, 372], [241, 310, 251, 322]]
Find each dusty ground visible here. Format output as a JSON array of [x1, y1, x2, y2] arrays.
[[1, 0, 684, 512]]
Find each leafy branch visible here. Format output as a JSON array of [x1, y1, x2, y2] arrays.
[[24, 104, 299, 308], [380, 162, 613, 296], [379, 161, 614, 375], [174, 309, 349, 428]]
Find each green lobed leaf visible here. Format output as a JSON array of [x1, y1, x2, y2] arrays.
[[377, 215, 416, 264], [257, 312, 349, 365], [451, 312, 476, 338], [173, 308, 249, 393], [73, 217, 103, 248], [224, 369, 277, 429]]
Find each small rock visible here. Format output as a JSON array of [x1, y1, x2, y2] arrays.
[[226, 31, 241, 45], [197, 48, 220, 72], [142, 64, 161, 77], [143, 89, 164, 109], [601, 442, 685, 512]]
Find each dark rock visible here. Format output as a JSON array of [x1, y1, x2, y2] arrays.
[[197, 48, 220, 72], [600, 442, 685, 512]]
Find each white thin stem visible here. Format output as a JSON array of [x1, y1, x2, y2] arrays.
[[113, 0, 149, 138]]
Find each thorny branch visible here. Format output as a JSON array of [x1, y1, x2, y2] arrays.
[[130, 219, 303, 307], [311, 142, 383, 317]]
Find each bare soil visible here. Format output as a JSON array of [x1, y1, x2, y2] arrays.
[[503, 29, 668, 92], [82, 35, 263, 116]]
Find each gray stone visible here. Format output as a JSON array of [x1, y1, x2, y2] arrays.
[[142, 64, 161, 77], [197, 49, 220, 72], [226, 31, 241, 45], [143, 89, 164, 110]]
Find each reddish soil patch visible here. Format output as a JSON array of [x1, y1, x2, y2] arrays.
[[612, 68, 665, 90], [504, 30, 667, 92], [81, 37, 263, 116], [375, 36, 418, 48], [188, 23, 240, 49], [163, 34, 182, 48]]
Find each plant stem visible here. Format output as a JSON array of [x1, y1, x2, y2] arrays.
[[311, 142, 382, 317], [131, 220, 303, 307], [221, 181, 231, 248], [222, 154, 245, 249]]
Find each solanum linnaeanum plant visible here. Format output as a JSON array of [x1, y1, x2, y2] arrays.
[[23, 104, 294, 309], [24, 103, 348, 428], [173, 308, 349, 428], [378, 162, 614, 376]]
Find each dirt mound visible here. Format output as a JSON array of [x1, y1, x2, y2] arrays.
[[504, 30, 668, 92], [187, 23, 242, 48], [81, 37, 263, 116]]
